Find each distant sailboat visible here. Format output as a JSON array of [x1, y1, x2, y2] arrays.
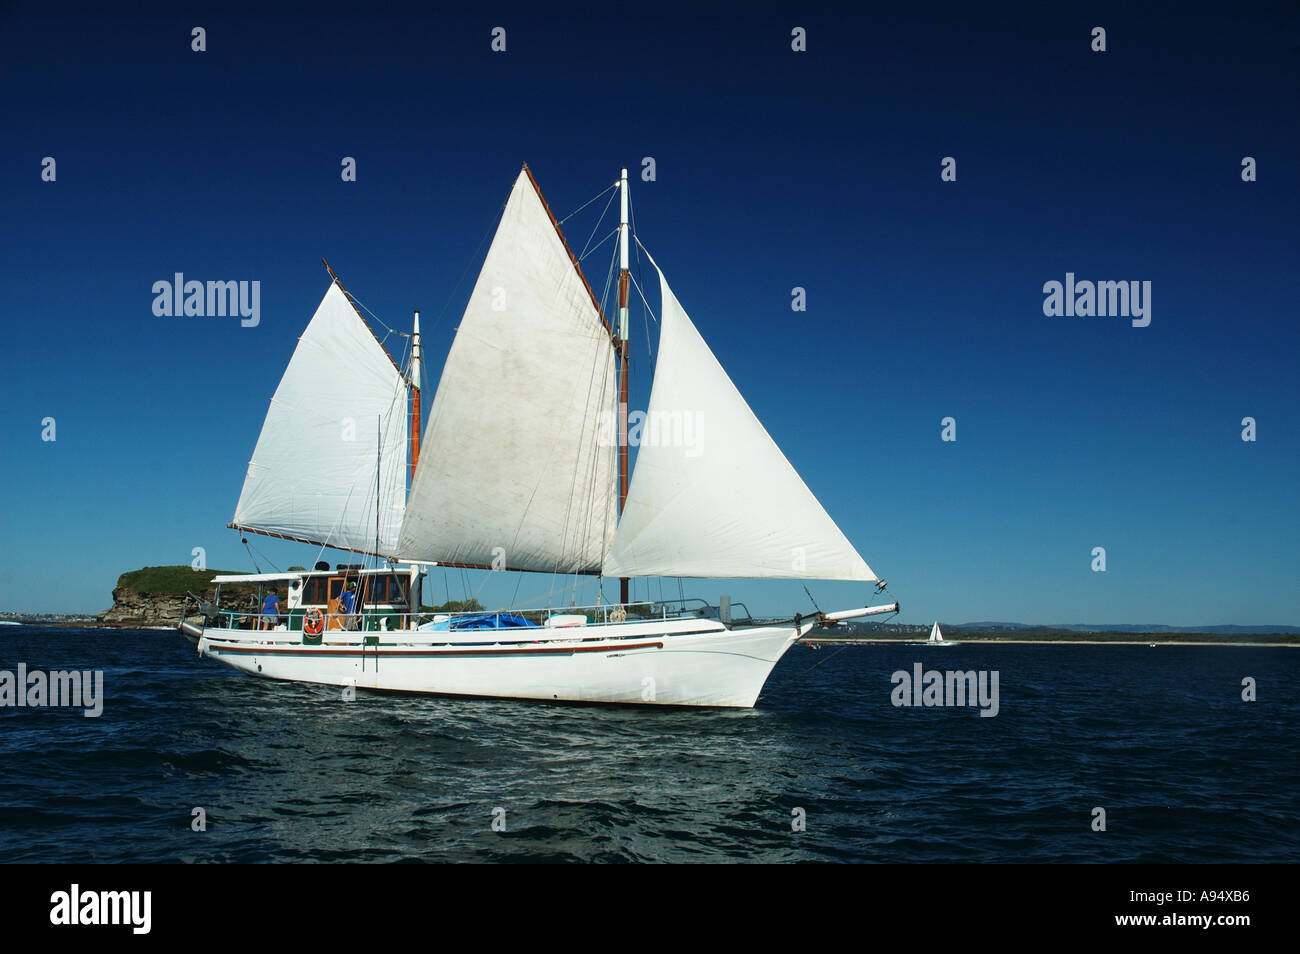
[[926, 621, 955, 646], [179, 163, 899, 707]]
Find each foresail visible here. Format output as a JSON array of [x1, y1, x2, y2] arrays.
[[603, 267, 877, 581], [232, 282, 409, 555], [397, 168, 618, 572]]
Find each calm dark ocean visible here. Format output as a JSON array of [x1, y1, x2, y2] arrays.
[[0, 628, 1295, 863]]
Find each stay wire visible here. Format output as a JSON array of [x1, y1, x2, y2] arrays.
[[560, 181, 618, 226]]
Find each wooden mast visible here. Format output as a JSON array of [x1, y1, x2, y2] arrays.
[[617, 167, 630, 605]]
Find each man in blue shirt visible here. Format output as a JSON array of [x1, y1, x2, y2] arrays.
[[260, 591, 281, 630], [340, 582, 359, 631]]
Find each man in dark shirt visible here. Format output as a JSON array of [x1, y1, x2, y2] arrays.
[[260, 591, 281, 630], [340, 582, 359, 631]]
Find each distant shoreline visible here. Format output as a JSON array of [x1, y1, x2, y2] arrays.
[[803, 636, 1300, 647]]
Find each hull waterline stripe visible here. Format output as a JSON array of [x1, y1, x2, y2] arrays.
[[206, 640, 666, 658]]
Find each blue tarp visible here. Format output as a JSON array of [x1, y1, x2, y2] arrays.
[[419, 613, 539, 632]]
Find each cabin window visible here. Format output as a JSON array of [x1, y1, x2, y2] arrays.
[[302, 574, 405, 605], [363, 575, 407, 605], [302, 577, 328, 605]]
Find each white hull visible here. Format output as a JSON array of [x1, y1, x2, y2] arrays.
[[181, 616, 814, 708]]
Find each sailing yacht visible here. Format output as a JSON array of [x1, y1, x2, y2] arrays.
[[927, 621, 955, 646], [179, 164, 898, 707]]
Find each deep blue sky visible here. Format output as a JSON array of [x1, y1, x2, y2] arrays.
[[2, 1, 1296, 622]]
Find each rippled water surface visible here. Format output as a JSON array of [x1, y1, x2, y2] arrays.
[[1, 629, 1296, 862]]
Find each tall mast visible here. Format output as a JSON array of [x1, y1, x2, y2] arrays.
[[410, 309, 422, 483], [617, 167, 630, 605]]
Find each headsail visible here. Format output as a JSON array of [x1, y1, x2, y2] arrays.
[[603, 266, 877, 581], [397, 168, 618, 573], [232, 281, 409, 556]]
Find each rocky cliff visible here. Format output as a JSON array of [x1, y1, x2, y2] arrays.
[[97, 566, 257, 626]]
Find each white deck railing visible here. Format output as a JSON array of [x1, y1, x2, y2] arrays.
[[190, 597, 755, 634]]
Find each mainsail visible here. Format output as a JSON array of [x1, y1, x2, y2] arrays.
[[602, 267, 877, 581], [232, 281, 409, 555], [397, 168, 619, 572], [399, 166, 874, 583]]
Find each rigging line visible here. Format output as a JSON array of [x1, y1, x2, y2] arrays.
[[241, 537, 262, 574], [579, 348, 618, 595], [598, 233, 619, 320], [245, 537, 280, 574], [576, 190, 619, 259], [374, 415, 382, 562], [293, 367, 408, 568], [309, 465, 366, 566], [306, 397, 399, 567], [579, 226, 621, 263], [632, 232, 660, 263], [496, 334, 617, 572], [472, 566, 495, 601], [552, 370, 605, 587], [629, 195, 654, 365], [513, 573, 603, 610], [346, 290, 408, 340], [562, 317, 618, 559], [598, 349, 619, 568], [627, 270, 659, 325], [559, 181, 618, 226], [503, 327, 613, 577], [430, 198, 509, 330], [803, 643, 853, 674]]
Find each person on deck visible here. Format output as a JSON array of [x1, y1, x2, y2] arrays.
[[260, 591, 281, 630], [340, 581, 359, 631]]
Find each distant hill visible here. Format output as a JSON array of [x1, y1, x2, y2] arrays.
[[99, 565, 255, 626], [114, 565, 246, 596]]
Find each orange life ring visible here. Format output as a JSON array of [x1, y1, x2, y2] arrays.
[[304, 609, 324, 636]]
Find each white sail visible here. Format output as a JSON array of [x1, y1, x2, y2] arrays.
[[930, 622, 942, 642], [397, 169, 618, 572], [603, 267, 877, 581], [232, 282, 409, 555]]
